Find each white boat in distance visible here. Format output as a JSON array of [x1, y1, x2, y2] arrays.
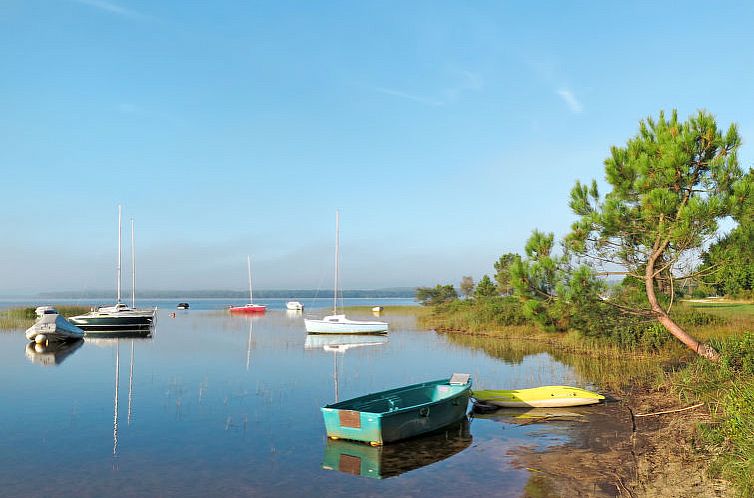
[[304, 211, 388, 335], [286, 301, 304, 311]]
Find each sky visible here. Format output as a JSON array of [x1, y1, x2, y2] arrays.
[[2, 1, 754, 294]]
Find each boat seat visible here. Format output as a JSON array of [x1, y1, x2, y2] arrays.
[[384, 394, 402, 411]]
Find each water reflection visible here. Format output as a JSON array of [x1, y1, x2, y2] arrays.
[[85, 336, 146, 458], [24, 339, 84, 366], [322, 419, 472, 479], [304, 334, 388, 402], [445, 333, 670, 390]]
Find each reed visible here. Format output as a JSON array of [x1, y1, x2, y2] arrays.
[[0, 306, 90, 331], [339, 305, 427, 316]]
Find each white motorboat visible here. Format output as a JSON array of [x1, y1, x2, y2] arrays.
[[25, 306, 85, 344], [304, 211, 388, 335], [286, 301, 304, 311]]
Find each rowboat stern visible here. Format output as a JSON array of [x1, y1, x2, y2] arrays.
[[322, 408, 384, 446]]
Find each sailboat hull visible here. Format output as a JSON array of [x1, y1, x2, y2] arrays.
[[229, 305, 267, 314], [69, 309, 154, 335], [305, 316, 388, 334]]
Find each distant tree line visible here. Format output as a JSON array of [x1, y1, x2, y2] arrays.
[[39, 288, 417, 299]]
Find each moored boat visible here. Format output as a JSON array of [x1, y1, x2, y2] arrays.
[[177, 302, 189, 310], [321, 373, 471, 446], [229, 256, 267, 314], [70, 207, 155, 335], [70, 303, 155, 335], [25, 307, 85, 344], [305, 211, 388, 334], [286, 301, 304, 311], [473, 385, 604, 408]]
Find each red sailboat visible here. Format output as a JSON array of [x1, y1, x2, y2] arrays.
[[229, 256, 267, 314]]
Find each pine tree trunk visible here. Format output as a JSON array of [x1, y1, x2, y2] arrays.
[[645, 248, 720, 361]]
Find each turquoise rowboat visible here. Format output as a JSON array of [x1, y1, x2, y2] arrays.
[[321, 374, 472, 446], [473, 385, 604, 408]]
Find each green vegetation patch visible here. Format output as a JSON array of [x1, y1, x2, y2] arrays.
[[0, 306, 90, 331], [674, 333, 754, 495]]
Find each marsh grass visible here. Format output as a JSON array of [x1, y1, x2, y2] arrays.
[[0, 306, 90, 331], [673, 333, 754, 495], [339, 305, 426, 316]]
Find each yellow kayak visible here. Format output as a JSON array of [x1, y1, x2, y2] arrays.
[[473, 386, 604, 408]]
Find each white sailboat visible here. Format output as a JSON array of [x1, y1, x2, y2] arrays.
[[70, 206, 156, 334], [304, 211, 388, 334]]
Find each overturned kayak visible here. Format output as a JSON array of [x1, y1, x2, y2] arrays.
[[473, 386, 604, 408], [322, 373, 471, 446]]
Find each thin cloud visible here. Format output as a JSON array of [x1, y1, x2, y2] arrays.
[[557, 88, 583, 114], [72, 0, 147, 20], [375, 69, 484, 107], [374, 87, 444, 107]]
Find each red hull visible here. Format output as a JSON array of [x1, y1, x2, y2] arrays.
[[229, 304, 267, 314]]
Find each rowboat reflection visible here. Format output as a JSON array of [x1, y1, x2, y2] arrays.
[[322, 418, 472, 479], [24, 339, 84, 366], [304, 334, 388, 402]]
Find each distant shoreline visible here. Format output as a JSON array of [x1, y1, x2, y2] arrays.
[[33, 289, 417, 299]]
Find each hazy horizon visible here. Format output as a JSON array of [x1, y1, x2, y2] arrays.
[[3, 2, 754, 293]]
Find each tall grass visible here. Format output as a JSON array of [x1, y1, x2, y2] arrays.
[[673, 333, 754, 496], [0, 306, 90, 331]]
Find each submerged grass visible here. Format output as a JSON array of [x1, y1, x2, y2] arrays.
[[0, 306, 90, 331]]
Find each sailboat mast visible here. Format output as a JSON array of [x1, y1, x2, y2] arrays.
[[247, 255, 253, 304], [131, 218, 135, 308], [117, 205, 122, 304], [334, 210, 340, 316]]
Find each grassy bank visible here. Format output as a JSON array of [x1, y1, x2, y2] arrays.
[[339, 305, 426, 316], [421, 297, 754, 494], [673, 332, 754, 495], [0, 306, 90, 331]]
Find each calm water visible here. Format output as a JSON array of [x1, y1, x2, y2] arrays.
[[0, 307, 589, 497]]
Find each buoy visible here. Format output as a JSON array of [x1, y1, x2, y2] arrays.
[[35, 334, 47, 345]]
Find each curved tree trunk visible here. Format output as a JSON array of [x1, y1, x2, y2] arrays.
[[645, 247, 720, 361]]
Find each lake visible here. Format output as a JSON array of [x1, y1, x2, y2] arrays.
[[0, 302, 598, 497]]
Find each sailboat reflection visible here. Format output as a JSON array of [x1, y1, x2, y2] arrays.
[[304, 334, 388, 402], [24, 339, 84, 366], [322, 418, 472, 479], [87, 337, 145, 457], [245, 316, 258, 371]]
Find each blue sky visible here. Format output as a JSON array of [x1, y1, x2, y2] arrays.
[[2, 1, 754, 293]]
